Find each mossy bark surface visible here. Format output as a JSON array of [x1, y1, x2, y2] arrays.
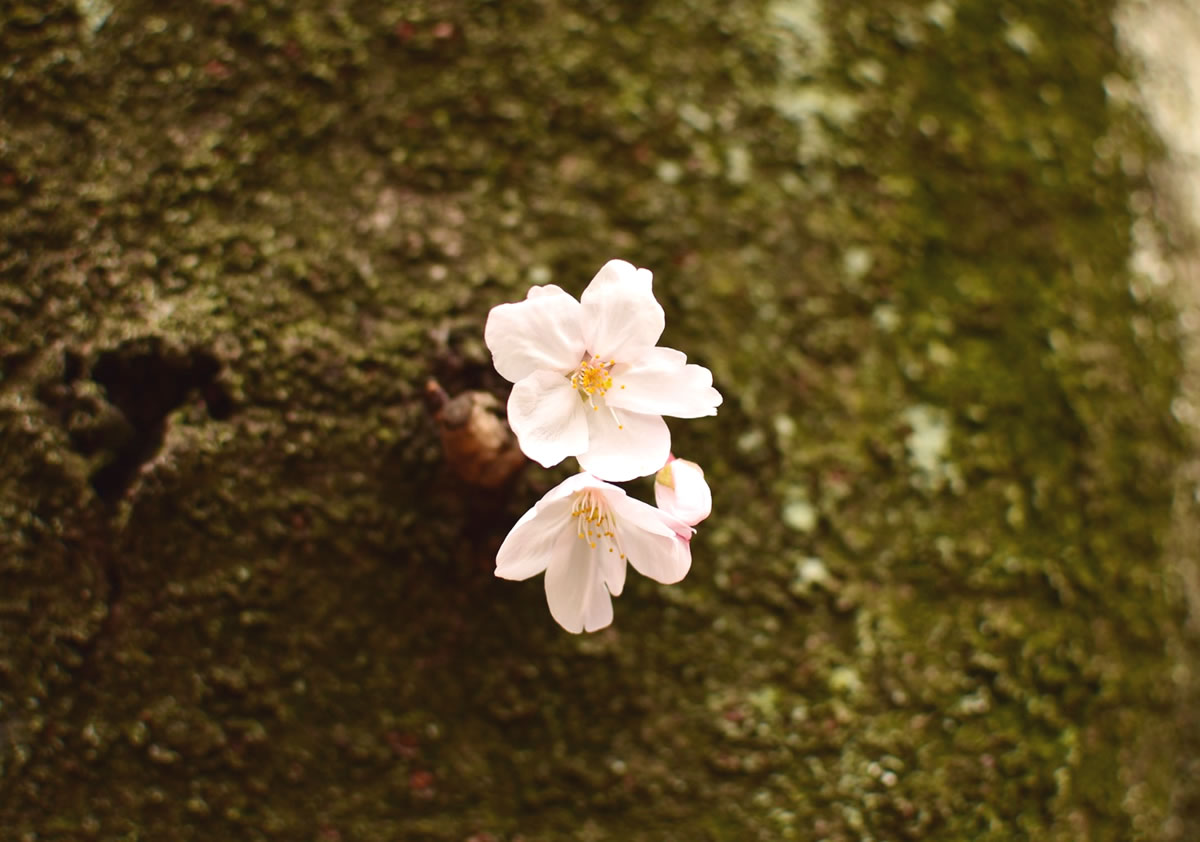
[[0, 1, 1192, 839]]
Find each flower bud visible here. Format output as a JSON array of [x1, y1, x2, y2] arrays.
[[654, 456, 711, 526]]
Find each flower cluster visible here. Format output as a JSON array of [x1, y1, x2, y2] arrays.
[[485, 259, 719, 632]]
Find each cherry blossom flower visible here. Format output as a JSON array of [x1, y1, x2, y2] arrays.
[[484, 259, 722, 482], [495, 472, 693, 633], [654, 455, 712, 530]]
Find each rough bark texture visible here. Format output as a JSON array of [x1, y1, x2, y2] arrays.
[[0, 0, 1193, 839]]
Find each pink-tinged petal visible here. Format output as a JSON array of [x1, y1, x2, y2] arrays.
[[507, 370, 589, 468], [544, 471, 610, 499], [544, 536, 613, 633], [607, 483, 694, 542], [627, 531, 691, 584], [583, 585, 615, 631], [598, 485, 676, 537], [601, 543, 627, 597], [608, 493, 693, 584], [495, 498, 573, 580], [607, 347, 722, 419], [579, 259, 665, 362], [655, 458, 712, 526], [577, 403, 670, 482], [484, 286, 585, 383]]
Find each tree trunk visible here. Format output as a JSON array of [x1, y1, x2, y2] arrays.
[[1, 1, 1194, 839]]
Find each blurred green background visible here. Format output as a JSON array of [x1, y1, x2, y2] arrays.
[[1, 0, 1196, 839]]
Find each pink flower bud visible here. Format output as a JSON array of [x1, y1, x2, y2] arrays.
[[654, 457, 711, 527]]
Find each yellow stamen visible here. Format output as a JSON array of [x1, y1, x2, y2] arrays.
[[570, 355, 615, 396], [569, 489, 627, 560]]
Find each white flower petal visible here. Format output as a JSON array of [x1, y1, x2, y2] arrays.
[[655, 459, 712, 526], [484, 286, 586, 383], [601, 542, 627, 596], [628, 530, 692, 584], [599, 485, 677, 537], [507, 370, 589, 468], [525, 284, 566, 300], [607, 493, 692, 584], [607, 348, 722, 418], [495, 498, 573, 580], [544, 535, 613, 633], [577, 402, 670, 482], [579, 259, 665, 362], [545, 471, 607, 498], [583, 585, 614, 631], [562, 475, 628, 598], [630, 347, 687, 367]]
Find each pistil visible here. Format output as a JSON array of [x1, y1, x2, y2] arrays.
[[569, 355, 625, 429], [569, 355, 615, 399]]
